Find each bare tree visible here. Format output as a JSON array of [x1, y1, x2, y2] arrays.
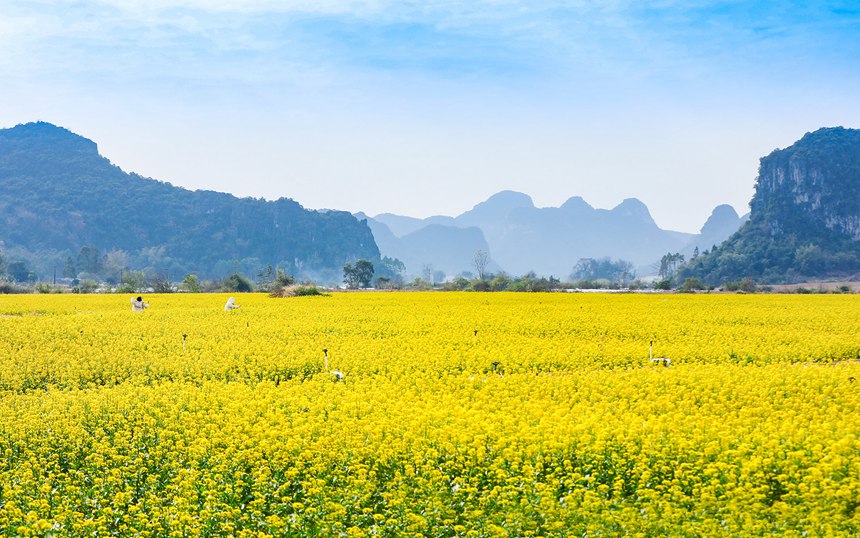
[[472, 249, 489, 280]]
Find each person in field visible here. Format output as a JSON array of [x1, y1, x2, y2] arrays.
[[225, 297, 240, 312], [131, 296, 149, 312]]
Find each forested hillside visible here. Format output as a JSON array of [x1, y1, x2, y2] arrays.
[[0, 122, 379, 282], [680, 127, 860, 284]]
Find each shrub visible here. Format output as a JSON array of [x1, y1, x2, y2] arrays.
[[270, 284, 329, 298], [653, 279, 672, 290]]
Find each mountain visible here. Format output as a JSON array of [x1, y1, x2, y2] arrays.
[[0, 122, 379, 282], [680, 204, 750, 259], [365, 191, 743, 279], [681, 127, 860, 284], [356, 213, 493, 277]]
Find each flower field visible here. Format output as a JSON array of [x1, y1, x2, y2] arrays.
[[1, 292, 858, 536]]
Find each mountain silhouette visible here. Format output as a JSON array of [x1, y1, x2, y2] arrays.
[[364, 192, 743, 278]]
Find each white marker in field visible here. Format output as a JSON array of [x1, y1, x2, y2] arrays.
[[323, 348, 344, 381], [648, 340, 671, 366]]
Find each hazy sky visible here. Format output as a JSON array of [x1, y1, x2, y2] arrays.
[[2, 1, 859, 232]]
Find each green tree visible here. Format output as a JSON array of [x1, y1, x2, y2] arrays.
[[658, 252, 685, 280], [572, 257, 634, 282], [679, 277, 706, 292], [181, 274, 201, 293], [377, 257, 406, 280], [103, 250, 129, 282], [795, 244, 824, 274], [343, 259, 374, 289], [225, 273, 254, 292], [0, 245, 7, 280], [7, 260, 34, 283], [62, 256, 76, 279], [269, 268, 295, 293], [117, 270, 147, 293], [77, 245, 103, 275]]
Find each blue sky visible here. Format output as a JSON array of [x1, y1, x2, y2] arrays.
[[2, 0, 859, 232]]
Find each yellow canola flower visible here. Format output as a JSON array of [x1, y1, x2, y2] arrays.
[[0, 292, 858, 536]]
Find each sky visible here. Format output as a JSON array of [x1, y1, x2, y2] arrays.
[[1, 1, 859, 233]]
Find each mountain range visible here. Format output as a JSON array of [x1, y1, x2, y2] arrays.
[[359, 192, 747, 278], [5, 121, 852, 287]]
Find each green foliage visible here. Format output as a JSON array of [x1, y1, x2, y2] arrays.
[[6, 260, 35, 283], [679, 277, 706, 292], [658, 253, 685, 280], [653, 279, 672, 290], [257, 266, 295, 293], [269, 284, 329, 297], [180, 274, 200, 293], [34, 283, 64, 294], [225, 273, 254, 293], [0, 282, 28, 294], [72, 279, 99, 293], [116, 271, 147, 293], [62, 256, 76, 279], [724, 278, 758, 293], [293, 285, 326, 296], [343, 259, 374, 289], [150, 275, 174, 293], [76, 245, 102, 274], [571, 257, 635, 282]]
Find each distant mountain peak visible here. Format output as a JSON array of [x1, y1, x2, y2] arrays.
[[473, 190, 534, 211], [560, 196, 593, 212], [611, 198, 655, 224], [699, 204, 740, 235], [2, 121, 99, 155]]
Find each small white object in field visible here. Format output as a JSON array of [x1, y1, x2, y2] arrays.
[[225, 297, 241, 312], [331, 370, 344, 381], [131, 296, 149, 312], [650, 357, 671, 367]]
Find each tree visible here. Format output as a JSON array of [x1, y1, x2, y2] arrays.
[[62, 256, 76, 279], [658, 252, 685, 280], [795, 244, 824, 274], [343, 259, 374, 289], [150, 274, 173, 293], [0, 245, 7, 280], [103, 250, 129, 281], [7, 260, 34, 283], [380, 257, 405, 276], [225, 273, 254, 292], [257, 265, 296, 293], [77, 245, 103, 275], [118, 270, 147, 293], [572, 257, 634, 282], [679, 277, 706, 292], [181, 274, 201, 293], [472, 249, 489, 280], [421, 264, 436, 286]]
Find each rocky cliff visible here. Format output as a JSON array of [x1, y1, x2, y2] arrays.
[[681, 127, 860, 284], [752, 127, 860, 240]]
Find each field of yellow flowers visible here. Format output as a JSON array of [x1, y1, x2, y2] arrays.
[[1, 292, 858, 536]]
